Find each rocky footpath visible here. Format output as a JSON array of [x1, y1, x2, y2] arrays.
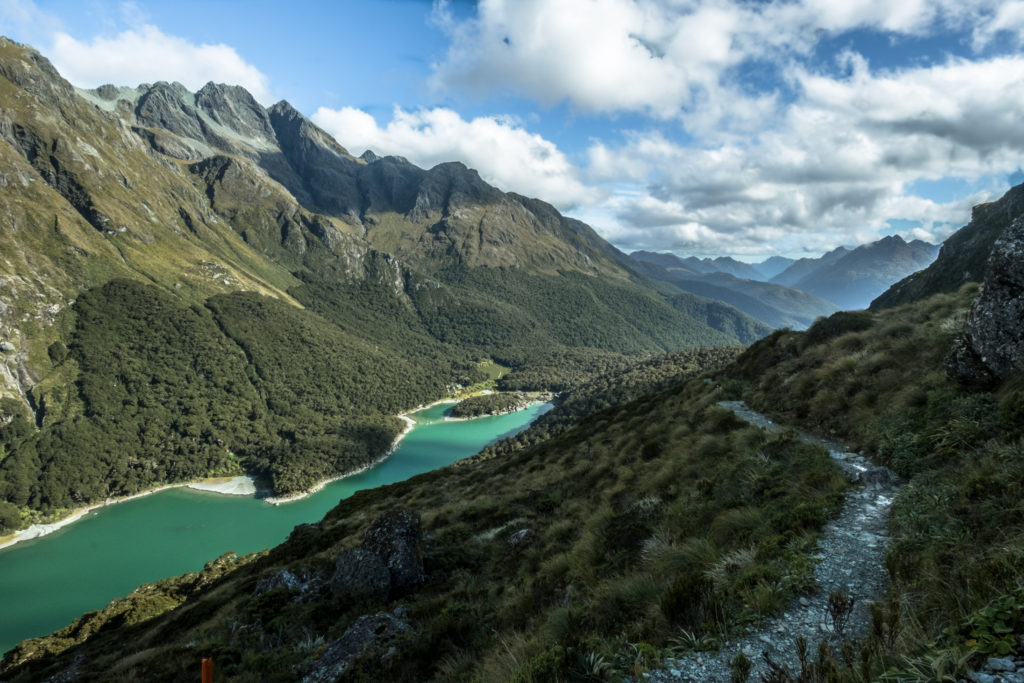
[[963, 653, 1024, 683], [643, 402, 900, 682]]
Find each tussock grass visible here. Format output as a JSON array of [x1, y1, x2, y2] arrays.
[[729, 283, 1024, 679], [5, 353, 848, 681]]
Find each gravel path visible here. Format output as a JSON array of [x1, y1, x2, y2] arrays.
[[642, 401, 900, 682]]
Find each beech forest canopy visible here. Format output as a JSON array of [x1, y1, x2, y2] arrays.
[[0, 262, 737, 525]]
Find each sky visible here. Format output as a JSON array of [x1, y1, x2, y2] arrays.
[[4, 0, 1024, 260]]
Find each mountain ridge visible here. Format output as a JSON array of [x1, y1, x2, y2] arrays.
[[0, 36, 759, 517]]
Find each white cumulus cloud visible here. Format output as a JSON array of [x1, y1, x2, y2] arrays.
[[576, 51, 1024, 257], [312, 105, 601, 210], [431, 0, 1003, 124], [49, 25, 271, 103]]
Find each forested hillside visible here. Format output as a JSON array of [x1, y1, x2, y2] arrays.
[[0, 38, 766, 528]]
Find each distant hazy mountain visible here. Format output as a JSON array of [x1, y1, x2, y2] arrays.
[[629, 252, 838, 329], [634, 233, 939, 318], [670, 255, 767, 280], [770, 247, 851, 288], [763, 236, 939, 310], [752, 255, 796, 280], [787, 236, 939, 310]]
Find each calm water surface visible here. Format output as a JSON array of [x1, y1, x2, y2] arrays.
[[0, 401, 550, 653]]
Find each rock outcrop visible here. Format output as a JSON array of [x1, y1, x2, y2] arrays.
[[329, 508, 425, 602], [360, 509, 425, 594], [948, 215, 1024, 385], [302, 611, 412, 683]]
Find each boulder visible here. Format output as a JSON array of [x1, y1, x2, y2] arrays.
[[301, 612, 411, 683], [331, 547, 391, 604], [948, 214, 1024, 385], [361, 509, 424, 593]]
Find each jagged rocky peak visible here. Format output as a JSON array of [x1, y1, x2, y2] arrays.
[[268, 100, 357, 161], [135, 81, 206, 140], [130, 80, 280, 155], [0, 37, 76, 101], [195, 82, 276, 144], [411, 161, 504, 218]]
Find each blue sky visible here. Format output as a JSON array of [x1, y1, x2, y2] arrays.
[[5, 0, 1024, 260]]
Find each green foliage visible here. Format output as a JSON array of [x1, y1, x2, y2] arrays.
[[731, 651, 752, 683], [478, 347, 743, 461], [3, 280, 265, 511], [0, 278, 457, 510], [731, 286, 1024, 677], [0, 500, 21, 533], [412, 266, 739, 356], [954, 589, 1024, 656], [801, 310, 874, 349], [449, 393, 528, 418]]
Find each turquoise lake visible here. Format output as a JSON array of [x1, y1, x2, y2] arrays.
[[0, 401, 551, 654]]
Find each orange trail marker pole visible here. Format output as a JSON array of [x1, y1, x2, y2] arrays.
[[202, 657, 212, 683]]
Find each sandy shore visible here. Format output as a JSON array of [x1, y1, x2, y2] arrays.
[[187, 475, 258, 496]]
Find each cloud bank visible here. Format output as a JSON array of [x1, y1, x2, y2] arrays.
[[50, 25, 271, 104]]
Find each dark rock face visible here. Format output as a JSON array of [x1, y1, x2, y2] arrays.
[[409, 161, 503, 220], [326, 509, 424, 605], [301, 612, 411, 683], [948, 215, 1024, 385], [195, 82, 275, 142], [361, 509, 425, 593], [135, 81, 207, 142], [268, 100, 362, 215], [331, 547, 391, 603]]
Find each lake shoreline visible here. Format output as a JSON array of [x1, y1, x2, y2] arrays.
[[0, 475, 256, 552], [263, 397, 468, 504], [0, 395, 534, 550]]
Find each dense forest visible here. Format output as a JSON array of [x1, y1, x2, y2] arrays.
[[0, 270, 746, 529], [448, 393, 532, 418]]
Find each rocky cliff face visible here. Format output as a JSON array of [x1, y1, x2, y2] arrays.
[[947, 214, 1024, 385]]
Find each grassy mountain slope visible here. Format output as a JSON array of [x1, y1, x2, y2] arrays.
[[2, 347, 847, 681], [4, 256, 1022, 682], [725, 286, 1024, 677]]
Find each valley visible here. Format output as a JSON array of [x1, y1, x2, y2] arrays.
[[0, 30, 1022, 683]]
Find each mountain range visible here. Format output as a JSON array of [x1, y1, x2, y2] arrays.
[[632, 233, 939, 319], [1, 35, 1024, 683], [3, 177, 1022, 682], [0, 36, 773, 513]]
